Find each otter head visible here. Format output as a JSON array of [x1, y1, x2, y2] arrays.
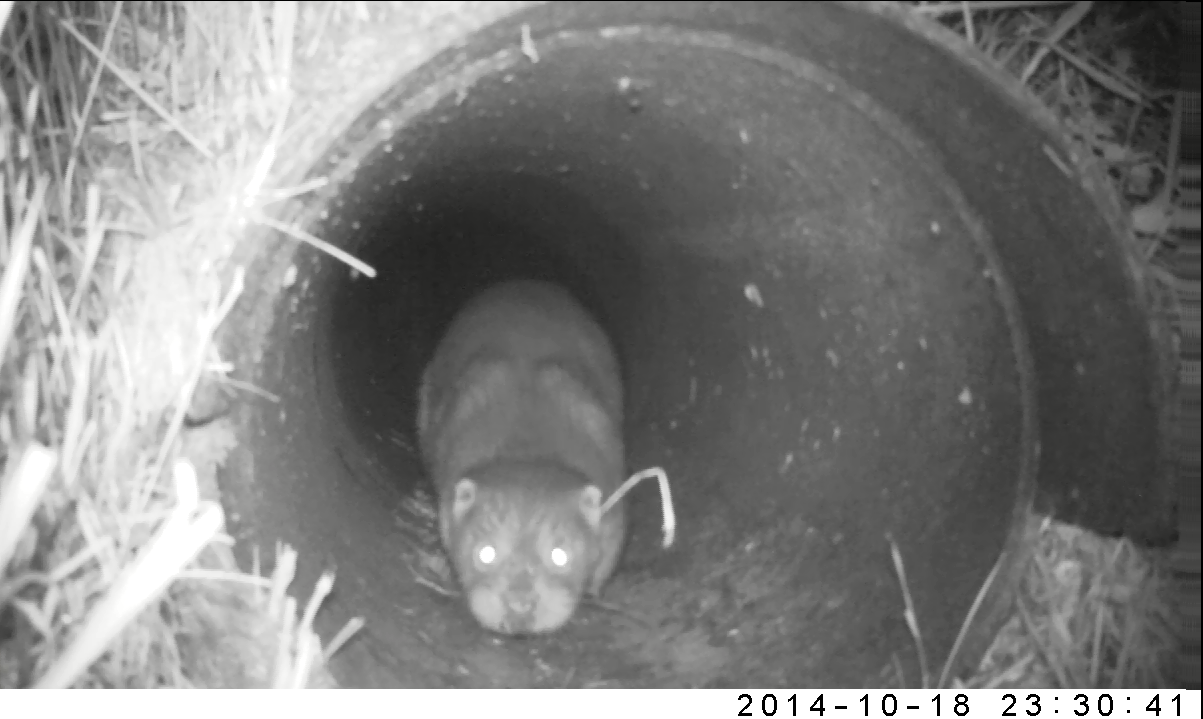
[[441, 463, 607, 635]]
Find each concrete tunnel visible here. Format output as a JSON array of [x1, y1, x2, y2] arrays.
[[211, 1, 1173, 688]]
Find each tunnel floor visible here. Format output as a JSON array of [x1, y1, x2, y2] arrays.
[[217, 2, 1051, 689]]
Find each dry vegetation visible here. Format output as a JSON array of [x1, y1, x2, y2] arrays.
[[0, 0, 1194, 689]]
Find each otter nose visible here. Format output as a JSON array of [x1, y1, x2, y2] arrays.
[[507, 594, 536, 615], [506, 570, 537, 615], [509, 568, 535, 593]]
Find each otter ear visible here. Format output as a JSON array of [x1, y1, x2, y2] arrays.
[[578, 485, 604, 529], [452, 478, 477, 522]]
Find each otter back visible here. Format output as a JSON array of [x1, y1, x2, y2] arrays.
[[417, 280, 625, 497]]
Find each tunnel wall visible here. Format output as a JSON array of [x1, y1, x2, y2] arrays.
[[211, 1, 1173, 689]]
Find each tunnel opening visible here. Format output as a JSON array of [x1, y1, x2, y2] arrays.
[[214, 2, 1169, 689]]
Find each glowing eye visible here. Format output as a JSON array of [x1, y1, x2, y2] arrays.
[[550, 547, 569, 567], [478, 545, 496, 565]]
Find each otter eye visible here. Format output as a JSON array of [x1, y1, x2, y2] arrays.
[[550, 547, 569, 567], [477, 545, 496, 565]]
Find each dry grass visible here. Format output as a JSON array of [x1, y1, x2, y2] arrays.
[[0, 0, 351, 688], [0, 0, 1191, 688]]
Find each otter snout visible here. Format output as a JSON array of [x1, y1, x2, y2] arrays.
[[504, 570, 538, 617], [506, 593, 537, 616], [493, 589, 539, 635]]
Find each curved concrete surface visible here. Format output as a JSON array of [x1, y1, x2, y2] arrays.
[[214, 2, 1168, 688]]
